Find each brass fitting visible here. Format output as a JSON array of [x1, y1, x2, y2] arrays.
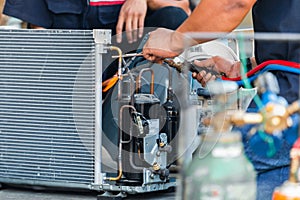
[[153, 162, 161, 171]]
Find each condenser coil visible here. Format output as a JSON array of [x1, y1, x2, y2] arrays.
[[0, 29, 110, 190]]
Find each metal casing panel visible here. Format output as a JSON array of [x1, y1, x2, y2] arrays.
[[0, 29, 97, 188]]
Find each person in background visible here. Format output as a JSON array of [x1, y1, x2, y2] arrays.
[[142, 0, 300, 199], [3, 0, 190, 44], [0, 0, 8, 26], [3, 0, 191, 79]]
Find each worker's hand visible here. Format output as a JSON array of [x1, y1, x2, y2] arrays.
[[192, 56, 241, 87], [116, 0, 147, 44], [143, 28, 196, 63]]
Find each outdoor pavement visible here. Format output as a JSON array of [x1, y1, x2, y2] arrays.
[[0, 186, 176, 200]]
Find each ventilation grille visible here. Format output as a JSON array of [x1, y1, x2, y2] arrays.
[[0, 29, 96, 186]]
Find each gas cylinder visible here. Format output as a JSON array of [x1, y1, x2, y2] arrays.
[[184, 131, 256, 200], [272, 181, 300, 200], [272, 138, 300, 200]]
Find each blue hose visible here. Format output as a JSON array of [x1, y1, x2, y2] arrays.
[[234, 64, 300, 86]]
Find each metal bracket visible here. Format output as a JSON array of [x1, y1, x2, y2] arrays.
[[97, 191, 127, 200], [93, 29, 112, 54], [93, 29, 111, 44]]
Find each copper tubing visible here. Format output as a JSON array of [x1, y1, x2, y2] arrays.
[[112, 52, 143, 59], [106, 105, 136, 181], [102, 45, 122, 93], [136, 68, 154, 94], [108, 46, 123, 100], [109, 46, 123, 79], [161, 63, 173, 101]]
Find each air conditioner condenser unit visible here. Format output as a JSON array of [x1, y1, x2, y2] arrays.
[[0, 29, 176, 198]]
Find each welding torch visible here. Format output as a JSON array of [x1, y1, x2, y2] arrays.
[[111, 53, 225, 77]]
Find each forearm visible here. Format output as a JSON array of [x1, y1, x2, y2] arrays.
[[176, 0, 255, 43]]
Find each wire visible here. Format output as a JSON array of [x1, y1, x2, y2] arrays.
[[102, 73, 118, 92], [102, 46, 123, 93]]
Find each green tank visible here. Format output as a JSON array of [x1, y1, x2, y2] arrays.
[[183, 131, 256, 200]]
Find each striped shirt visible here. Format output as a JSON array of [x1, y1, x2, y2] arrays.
[[89, 0, 126, 6]]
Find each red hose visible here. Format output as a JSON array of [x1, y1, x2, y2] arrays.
[[293, 138, 300, 149], [222, 60, 300, 81]]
